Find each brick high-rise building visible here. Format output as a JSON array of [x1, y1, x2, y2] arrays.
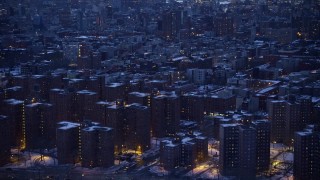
[[29, 75, 50, 100], [195, 136, 208, 163], [25, 103, 54, 150], [0, 115, 11, 166], [239, 126, 257, 180], [205, 92, 236, 114], [49, 89, 75, 122], [106, 102, 125, 153], [124, 103, 151, 153], [282, 96, 313, 146], [128, 92, 151, 107], [180, 138, 196, 168], [96, 101, 152, 154], [214, 13, 234, 36], [66, 78, 86, 91], [160, 139, 181, 171], [181, 93, 205, 124], [77, 52, 101, 70], [81, 125, 97, 167], [219, 124, 240, 176], [95, 101, 113, 126], [11, 75, 29, 98], [211, 115, 233, 139], [160, 11, 178, 40], [48, 73, 64, 90], [2, 99, 26, 149], [105, 83, 126, 102], [84, 75, 106, 100], [298, 96, 313, 129], [268, 100, 286, 143], [97, 126, 114, 167], [57, 121, 114, 167], [81, 125, 114, 168], [159, 133, 208, 171], [75, 90, 98, 122], [219, 121, 270, 178], [285, 102, 300, 146], [152, 93, 180, 137], [251, 120, 270, 173], [294, 125, 320, 180], [56, 121, 80, 164]]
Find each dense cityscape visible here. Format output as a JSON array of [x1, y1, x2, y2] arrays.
[[0, 0, 319, 179]]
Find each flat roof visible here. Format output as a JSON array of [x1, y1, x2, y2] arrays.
[[77, 90, 97, 95], [82, 126, 112, 132], [296, 131, 312, 136], [221, 124, 239, 128], [5, 99, 24, 105], [58, 121, 80, 130], [129, 91, 150, 97]]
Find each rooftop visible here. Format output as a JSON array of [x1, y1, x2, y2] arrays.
[[0, 115, 8, 120], [57, 121, 80, 130], [107, 83, 123, 88], [77, 90, 97, 95], [221, 124, 240, 128], [5, 86, 22, 91], [82, 126, 112, 132], [5, 99, 24, 105], [26, 103, 42, 107], [129, 91, 150, 97], [182, 137, 194, 144], [296, 131, 312, 136]]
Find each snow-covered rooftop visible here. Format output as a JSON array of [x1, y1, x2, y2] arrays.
[[58, 121, 80, 130]]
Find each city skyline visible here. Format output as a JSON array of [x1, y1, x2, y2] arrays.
[[0, 0, 319, 179]]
